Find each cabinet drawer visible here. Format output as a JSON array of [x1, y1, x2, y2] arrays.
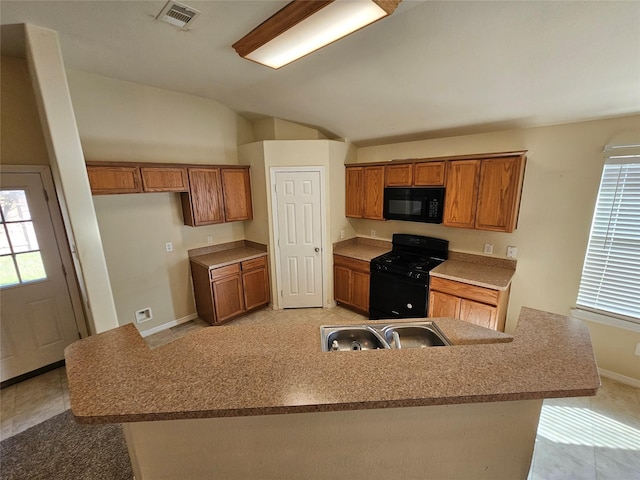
[[333, 254, 370, 273], [210, 263, 240, 281], [241, 256, 266, 271], [429, 276, 500, 306]]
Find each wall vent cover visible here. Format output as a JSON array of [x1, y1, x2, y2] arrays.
[[155, 1, 201, 30]]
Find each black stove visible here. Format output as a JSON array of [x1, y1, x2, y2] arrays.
[[369, 234, 448, 320]]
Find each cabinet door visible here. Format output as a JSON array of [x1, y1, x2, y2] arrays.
[[140, 167, 188, 192], [334, 265, 352, 305], [428, 290, 461, 318], [443, 160, 480, 228], [221, 168, 253, 222], [475, 156, 525, 232], [363, 166, 385, 220], [385, 164, 413, 186], [87, 166, 142, 194], [212, 275, 245, 323], [345, 167, 364, 218], [459, 299, 498, 330], [183, 168, 224, 226], [242, 267, 270, 311], [190, 261, 215, 326], [414, 161, 445, 186], [351, 271, 370, 314]]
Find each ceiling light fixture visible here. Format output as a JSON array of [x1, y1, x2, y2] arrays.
[[232, 0, 401, 69]]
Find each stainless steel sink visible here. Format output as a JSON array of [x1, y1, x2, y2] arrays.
[[320, 321, 450, 352], [321, 325, 390, 351], [381, 322, 450, 349]]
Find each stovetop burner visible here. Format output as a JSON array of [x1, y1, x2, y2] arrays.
[[370, 234, 449, 280]]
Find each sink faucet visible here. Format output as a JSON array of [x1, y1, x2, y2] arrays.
[[392, 331, 402, 349]]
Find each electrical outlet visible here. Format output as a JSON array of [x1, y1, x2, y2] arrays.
[[635, 343, 640, 357], [207, 235, 214, 244], [483, 243, 493, 255], [135, 307, 153, 323], [371, 229, 376, 237], [165, 242, 173, 252], [340, 229, 345, 240], [507, 246, 518, 258]]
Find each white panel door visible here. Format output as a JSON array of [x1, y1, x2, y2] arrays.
[[0, 172, 79, 382], [274, 170, 323, 308]]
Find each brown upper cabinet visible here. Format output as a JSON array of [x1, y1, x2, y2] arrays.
[[140, 166, 189, 192], [220, 168, 253, 223], [345, 165, 384, 220], [385, 163, 413, 186], [86, 161, 253, 227], [345, 152, 525, 231], [384, 161, 446, 187], [474, 157, 526, 232], [182, 168, 225, 226], [87, 165, 143, 194], [443, 154, 526, 232], [443, 160, 480, 229], [181, 166, 253, 226], [414, 161, 445, 186], [87, 163, 189, 194]]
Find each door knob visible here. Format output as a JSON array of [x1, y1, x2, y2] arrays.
[[315, 247, 320, 252]]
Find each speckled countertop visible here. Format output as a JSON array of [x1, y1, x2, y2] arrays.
[[65, 307, 599, 424], [430, 252, 516, 290], [333, 239, 515, 290], [189, 241, 267, 269], [333, 237, 391, 262]]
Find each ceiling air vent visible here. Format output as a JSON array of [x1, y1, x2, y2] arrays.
[[155, 1, 201, 30]]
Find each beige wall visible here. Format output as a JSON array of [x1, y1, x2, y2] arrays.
[[66, 71, 254, 332], [356, 115, 640, 381], [0, 56, 49, 165], [252, 117, 328, 142], [239, 139, 355, 309], [24, 24, 119, 334]]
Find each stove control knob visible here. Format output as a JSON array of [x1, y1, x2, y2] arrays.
[[407, 303, 413, 309]]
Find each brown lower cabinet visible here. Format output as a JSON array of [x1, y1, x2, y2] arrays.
[[333, 254, 370, 316], [191, 255, 270, 325], [428, 276, 509, 332]]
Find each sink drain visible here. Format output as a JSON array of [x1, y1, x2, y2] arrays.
[[350, 341, 362, 351]]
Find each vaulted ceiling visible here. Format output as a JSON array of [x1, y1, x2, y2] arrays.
[[2, 1, 639, 146]]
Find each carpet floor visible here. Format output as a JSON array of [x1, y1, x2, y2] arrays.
[[0, 410, 132, 480]]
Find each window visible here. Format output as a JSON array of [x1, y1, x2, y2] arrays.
[[0, 190, 48, 288], [576, 145, 640, 325]]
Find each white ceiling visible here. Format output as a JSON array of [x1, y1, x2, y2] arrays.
[[2, 1, 639, 146]]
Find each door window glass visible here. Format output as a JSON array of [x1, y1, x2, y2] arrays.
[[0, 190, 48, 288]]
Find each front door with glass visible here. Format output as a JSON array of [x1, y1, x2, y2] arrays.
[[0, 172, 79, 382]]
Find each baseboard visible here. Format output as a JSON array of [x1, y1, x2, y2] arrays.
[[598, 368, 640, 388], [138, 313, 199, 338], [1, 360, 66, 389]]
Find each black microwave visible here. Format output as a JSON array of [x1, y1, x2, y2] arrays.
[[383, 187, 445, 223]]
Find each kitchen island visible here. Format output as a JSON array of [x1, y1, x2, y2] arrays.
[[65, 307, 599, 479]]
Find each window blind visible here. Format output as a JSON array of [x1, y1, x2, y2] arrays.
[[576, 148, 640, 323]]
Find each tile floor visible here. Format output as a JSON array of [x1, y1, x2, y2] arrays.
[[1, 306, 639, 480]]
